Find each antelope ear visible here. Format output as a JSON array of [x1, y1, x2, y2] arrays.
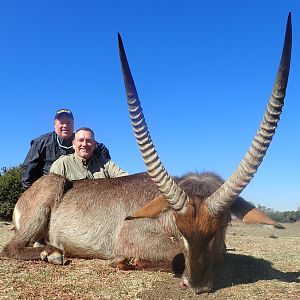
[[231, 197, 285, 229], [125, 194, 169, 220]]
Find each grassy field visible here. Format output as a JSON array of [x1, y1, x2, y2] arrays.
[[0, 221, 299, 300]]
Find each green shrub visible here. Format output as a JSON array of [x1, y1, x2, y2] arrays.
[[0, 165, 23, 221]]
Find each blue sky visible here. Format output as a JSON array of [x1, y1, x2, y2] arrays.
[[0, 1, 299, 211]]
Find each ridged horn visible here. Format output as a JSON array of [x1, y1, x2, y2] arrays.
[[118, 33, 191, 211], [206, 13, 292, 215]]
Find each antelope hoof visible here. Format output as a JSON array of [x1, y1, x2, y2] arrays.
[[47, 253, 64, 265], [109, 256, 136, 270], [40, 246, 64, 265]]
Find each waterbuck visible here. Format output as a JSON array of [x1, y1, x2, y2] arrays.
[[0, 14, 292, 294]]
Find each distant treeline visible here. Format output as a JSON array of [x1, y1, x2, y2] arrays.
[[0, 165, 299, 223], [256, 204, 300, 223]]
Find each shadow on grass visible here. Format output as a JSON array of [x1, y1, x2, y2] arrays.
[[213, 252, 300, 291]]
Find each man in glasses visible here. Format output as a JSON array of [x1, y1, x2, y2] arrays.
[[21, 109, 110, 189], [50, 127, 127, 180]]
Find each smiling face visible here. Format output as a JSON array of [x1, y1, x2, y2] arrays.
[[54, 115, 74, 139], [73, 129, 96, 160]]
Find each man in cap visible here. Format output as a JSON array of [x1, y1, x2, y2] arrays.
[[21, 108, 110, 189]]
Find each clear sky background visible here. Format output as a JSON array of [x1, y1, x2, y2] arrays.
[[0, 1, 299, 211]]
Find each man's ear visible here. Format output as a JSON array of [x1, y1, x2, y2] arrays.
[[125, 194, 169, 220], [92, 140, 97, 150]]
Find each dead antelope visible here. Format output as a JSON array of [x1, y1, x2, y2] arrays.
[[0, 13, 291, 294]]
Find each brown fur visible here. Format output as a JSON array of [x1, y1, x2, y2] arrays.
[[1, 174, 71, 261], [1, 172, 279, 294]]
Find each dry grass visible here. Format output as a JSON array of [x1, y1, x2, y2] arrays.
[[0, 221, 299, 300]]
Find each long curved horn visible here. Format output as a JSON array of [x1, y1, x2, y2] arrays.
[[118, 33, 191, 211], [206, 13, 292, 215]]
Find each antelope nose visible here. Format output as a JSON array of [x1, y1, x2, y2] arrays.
[[179, 280, 188, 290]]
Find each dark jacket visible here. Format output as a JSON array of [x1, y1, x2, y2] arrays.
[[21, 131, 110, 189]]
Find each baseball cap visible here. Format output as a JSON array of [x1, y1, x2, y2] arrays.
[[54, 108, 74, 120]]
